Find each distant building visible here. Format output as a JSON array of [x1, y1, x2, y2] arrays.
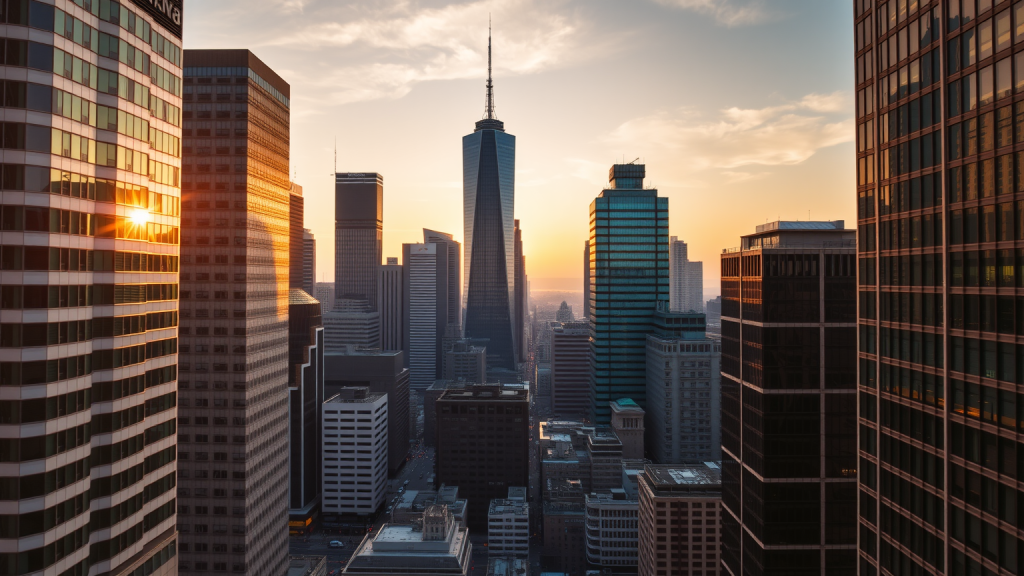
[[705, 295, 722, 338], [487, 493, 529, 556], [542, 500, 587, 575], [514, 219, 528, 364], [321, 388, 388, 516], [323, 299, 380, 351], [379, 257, 404, 352], [315, 282, 336, 315], [403, 242, 451, 389], [335, 173, 383, 310], [343, 504, 472, 575], [585, 490, 639, 571], [303, 228, 317, 297], [445, 339, 487, 383], [538, 419, 624, 495], [610, 398, 645, 460], [669, 237, 704, 313], [550, 321, 591, 418], [424, 229, 463, 331], [391, 485, 468, 527], [435, 385, 530, 527], [288, 289, 325, 532], [638, 463, 722, 576], [325, 350, 411, 475], [555, 301, 574, 323], [486, 556, 529, 576], [583, 240, 591, 319]]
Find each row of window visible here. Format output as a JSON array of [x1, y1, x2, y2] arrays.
[[0, 283, 178, 310], [878, 6, 941, 73], [880, 47, 941, 104], [879, 326, 945, 368], [0, 165, 180, 215], [93, 365, 177, 403]]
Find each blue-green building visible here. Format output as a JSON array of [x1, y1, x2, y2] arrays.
[[588, 163, 669, 424]]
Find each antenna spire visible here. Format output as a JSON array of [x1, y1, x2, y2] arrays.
[[485, 16, 495, 120]]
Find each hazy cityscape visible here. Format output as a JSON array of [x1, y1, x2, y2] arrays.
[[0, 1, 1017, 576]]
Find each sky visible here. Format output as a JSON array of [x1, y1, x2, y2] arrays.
[[183, 0, 856, 298]]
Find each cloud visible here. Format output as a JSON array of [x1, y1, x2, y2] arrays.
[[653, 0, 770, 26], [606, 91, 853, 172]]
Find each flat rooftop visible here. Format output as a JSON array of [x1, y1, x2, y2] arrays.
[[489, 499, 529, 516], [644, 462, 722, 493]]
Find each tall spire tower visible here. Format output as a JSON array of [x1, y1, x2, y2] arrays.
[[463, 22, 517, 372]]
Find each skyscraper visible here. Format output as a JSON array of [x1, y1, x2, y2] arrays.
[[403, 242, 448, 389], [289, 182, 304, 290], [583, 240, 591, 319], [0, 2, 182, 574], [588, 163, 669, 424], [719, 220, 857, 575], [424, 228, 462, 332], [335, 172, 383, 309], [670, 236, 704, 313], [514, 219, 527, 363], [551, 321, 592, 418], [853, 4, 1024, 575], [287, 289, 324, 532], [303, 228, 316, 296], [179, 49, 292, 575], [463, 28, 517, 371], [378, 257, 404, 352]]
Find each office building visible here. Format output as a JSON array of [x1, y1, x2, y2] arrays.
[[852, 4, 1024, 575], [435, 384, 530, 527], [303, 228, 316, 296], [288, 556, 327, 576], [670, 237, 704, 313], [423, 380, 467, 447], [555, 301, 575, 323], [424, 229, 462, 333], [638, 463, 722, 576], [403, 241, 454, 389], [178, 48, 291, 574], [343, 504, 472, 576], [583, 240, 591, 319], [542, 501, 587, 575], [550, 321, 590, 417], [584, 490, 639, 571], [288, 289, 324, 532], [514, 219, 527, 363], [321, 388, 388, 515], [445, 339, 487, 383], [379, 257, 404, 351], [705, 295, 722, 338], [538, 419, 626, 495], [392, 485, 469, 527], [323, 301, 380, 351], [485, 557, 529, 576], [0, 2, 182, 574], [609, 398, 645, 459], [315, 281, 335, 314], [463, 30, 517, 371], [589, 163, 669, 423], [487, 496, 529, 556], [289, 183, 304, 291], [335, 172, 383, 308], [325, 350, 410, 475], [720, 220, 857, 575]]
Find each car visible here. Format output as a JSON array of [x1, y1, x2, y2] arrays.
[[329, 540, 344, 548], [403, 480, 409, 486]]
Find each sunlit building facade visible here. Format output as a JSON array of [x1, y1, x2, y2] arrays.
[[0, 1, 183, 574], [178, 49, 291, 574]]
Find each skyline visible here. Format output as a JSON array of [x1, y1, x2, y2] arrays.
[[183, 0, 857, 294]]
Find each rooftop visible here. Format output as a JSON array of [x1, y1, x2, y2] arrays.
[[489, 499, 529, 516], [438, 384, 528, 402], [755, 220, 845, 232], [324, 388, 385, 404], [642, 462, 722, 494], [486, 556, 529, 576], [610, 398, 644, 414]]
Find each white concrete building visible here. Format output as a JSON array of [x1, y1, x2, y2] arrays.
[[670, 237, 704, 313], [343, 504, 472, 575], [487, 497, 529, 556], [584, 489, 640, 570], [322, 388, 389, 515], [404, 243, 440, 388], [645, 334, 722, 464]]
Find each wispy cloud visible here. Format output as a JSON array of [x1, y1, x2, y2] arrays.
[[652, 0, 771, 26], [606, 91, 853, 174]]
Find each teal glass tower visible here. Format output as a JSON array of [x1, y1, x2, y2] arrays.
[[589, 163, 669, 424]]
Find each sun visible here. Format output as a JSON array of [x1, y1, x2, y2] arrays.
[[130, 209, 150, 226]]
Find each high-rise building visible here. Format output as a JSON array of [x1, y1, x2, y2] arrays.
[[645, 319, 721, 464], [335, 172, 383, 309], [719, 220, 857, 575], [378, 257, 404, 352], [555, 301, 575, 323], [178, 48, 292, 575], [514, 219, 527, 363], [637, 463, 722, 576], [588, 163, 669, 424], [0, 3, 183, 574], [444, 339, 488, 383], [424, 229, 462, 332], [463, 29, 517, 371], [303, 228, 316, 296], [323, 299, 380, 351], [584, 490, 639, 571], [287, 289, 324, 532], [321, 387, 389, 515], [315, 281, 335, 314], [487, 495, 529, 556], [289, 184, 304, 291], [852, 4, 1024, 575], [403, 242, 448, 388], [670, 236, 704, 313], [705, 295, 722, 338], [610, 398, 645, 459], [325, 350, 410, 475], [551, 321, 592, 418], [435, 384, 530, 527], [583, 240, 591, 319]]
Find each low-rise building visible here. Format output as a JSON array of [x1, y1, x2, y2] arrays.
[[585, 489, 639, 572], [343, 504, 472, 575], [321, 388, 388, 516], [486, 556, 530, 576], [542, 500, 586, 575], [288, 556, 327, 576], [392, 485, 468, 527], [637, 463, 722, 576], [488, 492, 529, 556], [610, 398, 645, 459]]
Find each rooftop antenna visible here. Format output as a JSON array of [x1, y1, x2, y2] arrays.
[[484, 15, 496, 120]]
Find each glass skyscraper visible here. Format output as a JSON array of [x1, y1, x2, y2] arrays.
[[463, 31, 517, 371], [856, 2, 1024, 575], [588, 163, 669, 424], [0, 1, 182, 573]]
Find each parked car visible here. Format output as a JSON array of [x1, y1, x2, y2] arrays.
[[329, 540, 344, 548]]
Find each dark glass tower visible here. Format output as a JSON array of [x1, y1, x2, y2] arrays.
[[856, 2, 1024, 575], [719, 221, 858, 576], [335, 172, 383, 309], [463, 29, 517, 370], [588, 163, 669, 424]]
